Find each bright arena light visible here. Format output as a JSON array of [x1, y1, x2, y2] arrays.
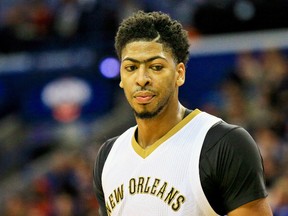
[[234, 0, 255, 21], [99, 57, 120, 78]]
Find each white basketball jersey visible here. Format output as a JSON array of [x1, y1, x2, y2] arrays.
[[101, 110, 221, 216]]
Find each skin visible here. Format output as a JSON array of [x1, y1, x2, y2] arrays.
[[119, 40, 273, 215], [228, 198, 273, 216], [119, 40, 186, 148]]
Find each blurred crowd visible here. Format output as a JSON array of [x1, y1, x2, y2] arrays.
[[1, 0, 287, 53], [0, 0, 199, 53], [0, 0, 106, 53], [0, 0, 288, 216], [2, 148, 100, 216], [209, 48, 288, 216]]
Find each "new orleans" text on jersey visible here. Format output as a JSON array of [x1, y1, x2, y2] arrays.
[[105, 176, 186, 215]]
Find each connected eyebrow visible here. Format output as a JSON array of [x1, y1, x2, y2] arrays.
[[122, 56, 167, 64]]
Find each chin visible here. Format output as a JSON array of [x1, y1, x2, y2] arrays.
[[134, 111, 157, 119], [134, 105, 164, 119]]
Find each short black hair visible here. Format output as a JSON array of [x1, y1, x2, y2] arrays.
[[115, 10, 190, 65]]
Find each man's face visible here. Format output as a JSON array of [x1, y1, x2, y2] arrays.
[[119, 41, 185, 119]]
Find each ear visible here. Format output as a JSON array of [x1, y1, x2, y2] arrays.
[[176, 63, 185, 87], [119, 80, 123, 88]]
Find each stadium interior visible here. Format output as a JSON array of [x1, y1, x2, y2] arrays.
[[0, 0, 288, 215]]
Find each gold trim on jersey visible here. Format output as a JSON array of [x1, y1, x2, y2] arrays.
[[132, 109, 201, 158]]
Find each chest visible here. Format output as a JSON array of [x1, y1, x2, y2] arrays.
[[100, 113, 221, 215]]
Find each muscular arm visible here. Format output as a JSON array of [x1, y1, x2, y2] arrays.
[[228, 198, 272, 216]]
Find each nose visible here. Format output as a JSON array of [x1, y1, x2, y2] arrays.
[[136, 66, 151, 87]]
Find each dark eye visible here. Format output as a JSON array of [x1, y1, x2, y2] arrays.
[[125, 65, 137, 72], [151, 65, 163, 71]]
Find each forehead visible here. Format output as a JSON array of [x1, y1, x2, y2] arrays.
[[121, 41, 173, 61]]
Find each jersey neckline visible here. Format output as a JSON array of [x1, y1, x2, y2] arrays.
[[131, 109, 201, 159]]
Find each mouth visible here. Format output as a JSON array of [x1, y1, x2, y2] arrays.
[[133, 91, 155, 104]]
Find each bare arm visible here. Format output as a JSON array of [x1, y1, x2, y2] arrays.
[[228, 198, 273, 216]]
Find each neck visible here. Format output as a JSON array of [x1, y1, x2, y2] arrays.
[[135, 102, 186, 149]]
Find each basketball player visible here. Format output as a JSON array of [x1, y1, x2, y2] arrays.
[[93, 10, 273, 216]]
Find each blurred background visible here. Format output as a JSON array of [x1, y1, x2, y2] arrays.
[[0, 0, 288, 215]]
